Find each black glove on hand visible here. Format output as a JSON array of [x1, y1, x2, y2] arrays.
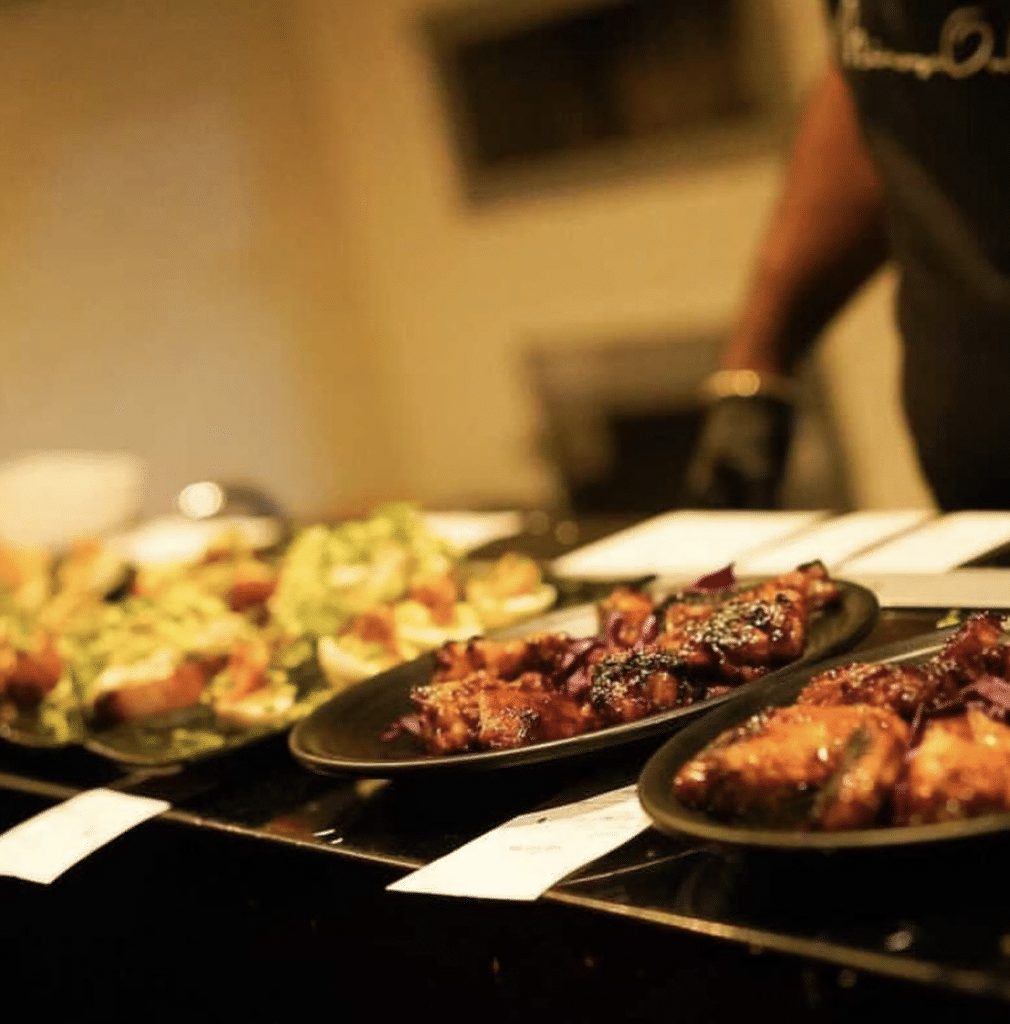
[[681, 395, 795, 509]]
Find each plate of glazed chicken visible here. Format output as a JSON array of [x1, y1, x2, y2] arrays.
[[639, 612, 1010, 849], [288, 563, 877, 776]]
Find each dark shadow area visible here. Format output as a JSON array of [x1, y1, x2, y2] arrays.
[[527, 333, 852, 516], [425, 0, 789, 202]]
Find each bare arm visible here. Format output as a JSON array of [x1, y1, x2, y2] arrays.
[[683, 64, 887, 508], [722, 62, 889, 375]]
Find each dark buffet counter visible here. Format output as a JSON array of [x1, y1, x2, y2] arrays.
[[4, 552, 1010, 1020]]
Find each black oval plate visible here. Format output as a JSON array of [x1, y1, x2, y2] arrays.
[[0, 560, 617, 763], [289, 580, 878, 777], [638, 624, 1010, 850], [0, 706, 86, 749], [81, 703, 278, 767], [0, 660, 330, 766]]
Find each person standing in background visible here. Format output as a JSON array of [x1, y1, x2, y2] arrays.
[[685, 1, 1010, 511]]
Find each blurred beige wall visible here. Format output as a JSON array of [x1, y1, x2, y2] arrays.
[[0, 0, 397, 519], [0, 0, 934, 518]]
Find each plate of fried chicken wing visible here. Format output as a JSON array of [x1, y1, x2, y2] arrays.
[[288, 563, 877, 776], [639, 612, 1010, 849]]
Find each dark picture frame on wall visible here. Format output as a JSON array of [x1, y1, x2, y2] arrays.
[[424, 0, 791, 204]]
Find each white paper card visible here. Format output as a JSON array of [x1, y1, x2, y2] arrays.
[[0, 788, 170, 885], [423, 511, 523, 553], [736, 510, 934, 575], [551, 510, 825, 579], [387, 785, 650, 901], [847, 570, 1010, 609], [839, 512, 1010, 574]]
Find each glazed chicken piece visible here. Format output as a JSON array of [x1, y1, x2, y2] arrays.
[[749, 561, 841, 612], [407, 673, 484, 753], [798, 614, 1008, 719], [930, 613, 1009, 686], [432, 634, 570, 683], [674, 703, 909, 830], [473, 673, 600, 749], [672, 610, 1010, 832], [660, 599, 720, 635], [821, 708, 912, 830], [896, 708, 1010, 825], [588, 585, 811, 723], [797, 661, 954, 719], [673, 560, 839, 616], [409, 634, 595, 752], [597, 587, 656, 648], [656, 587, 810, 683], [587, 649, 700, 725], [409, 669, 599, 753]]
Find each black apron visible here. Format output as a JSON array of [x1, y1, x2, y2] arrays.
[[826, 0, 1010, 508]]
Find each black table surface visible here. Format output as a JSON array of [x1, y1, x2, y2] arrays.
[[6, 602, 1010, 1021]]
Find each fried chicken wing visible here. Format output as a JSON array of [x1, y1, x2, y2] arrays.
[[408, 672, 485, 753], [410, 669, 599, 753], [657, 589, 808, 681], [678, 614, 1010, 832], [797, 660, 954, 718], [931, 613, 1008, 686], [432, 634, 569, 683], [674, 704, 909, 830], [798, 614, 1009, 719], [820, 710, 911, 830], [475, 673, 600, 748], [896, 708, 1010, 825], [748, 561, 840, 611], [588, 649, 698, 725], [588, 579, 814, 724]]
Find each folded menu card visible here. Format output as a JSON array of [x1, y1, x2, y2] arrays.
[[736, 509, 934, 575], [845, 570, 1010, 610], [387, 785, 650, 901], [423, 511, 523, 554], [0, 789, 169, 885], [838, 512, 1010, 574], [550, 510, 825, 580]]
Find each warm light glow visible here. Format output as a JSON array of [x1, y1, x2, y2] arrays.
[[178, 481, 224, 519], [736, 370, 760, 397]]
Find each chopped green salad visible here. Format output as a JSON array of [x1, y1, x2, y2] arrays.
[[271, 502, 457, 639]]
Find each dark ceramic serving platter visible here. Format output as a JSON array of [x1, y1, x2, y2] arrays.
[[0, 652, 332, 768], [638, 625, 1010, 850], [289, 580, 878, 778], [0, 707, 86, 749], [78, 654, 332, 768], [0, 562, 627, 765]]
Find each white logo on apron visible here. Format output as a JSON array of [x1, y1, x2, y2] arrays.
[[838, 0, 1010, 78]]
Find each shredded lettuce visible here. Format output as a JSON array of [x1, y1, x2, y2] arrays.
[[270, 502, 456, 639], [61, 583, 253, 698]]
